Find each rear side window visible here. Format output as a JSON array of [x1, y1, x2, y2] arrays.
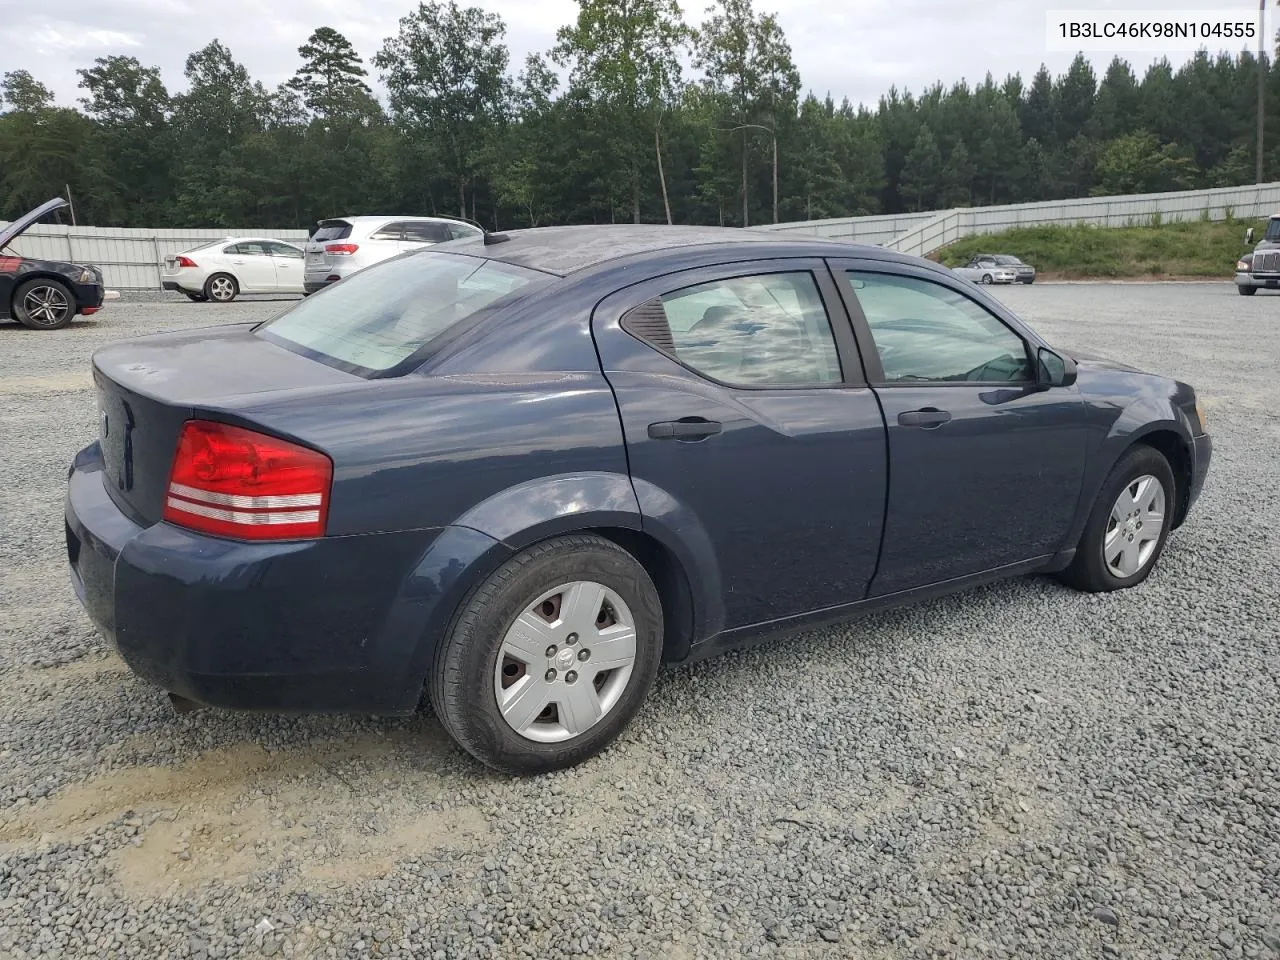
[[257, 253, 552, 376], [402, 221, 453, 243], [368, 222, 405, 240], [623, 271, 842, 387], [311, 220, 353, 242]]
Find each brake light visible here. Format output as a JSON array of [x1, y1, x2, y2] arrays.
[[324, 243, 359, 255], [175, 256, 198, 268], [163, 420, 332, 541]]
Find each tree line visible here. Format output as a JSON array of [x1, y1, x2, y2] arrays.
[[0, 0, 1276, 232]]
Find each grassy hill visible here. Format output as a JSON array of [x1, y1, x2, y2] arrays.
[[930, 216, 1264, 279]]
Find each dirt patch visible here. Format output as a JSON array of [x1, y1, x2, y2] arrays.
[[0, 371, 93, 395], [1, 728, 492, 896]]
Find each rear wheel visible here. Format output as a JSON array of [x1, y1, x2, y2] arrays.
[[204, 273, 238, 303], [1058, 445, 1175, 593], [1238, 285, 1257, 296], [431, 534, 663, 775], [13, 278, 75, 330]]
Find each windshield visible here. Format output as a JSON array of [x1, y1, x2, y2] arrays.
[[993, 256, 1022, 265], [1265, 219, 1280, 243], [311, 220, 352, 242], [257, 252, 552, 376]]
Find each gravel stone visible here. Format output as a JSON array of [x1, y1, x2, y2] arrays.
[[1, 282, 1277, 958]]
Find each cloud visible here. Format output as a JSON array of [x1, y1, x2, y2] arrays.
[[0, 0, 1262, 109]]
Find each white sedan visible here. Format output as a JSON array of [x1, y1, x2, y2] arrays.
[[161, 238, 305, 302]]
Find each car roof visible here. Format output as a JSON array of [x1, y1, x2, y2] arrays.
[[325, 215, 472, 225], [431, 224, 904, 278]]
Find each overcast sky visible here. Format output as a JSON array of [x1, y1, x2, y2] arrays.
[[2, 0, 1264, 112]]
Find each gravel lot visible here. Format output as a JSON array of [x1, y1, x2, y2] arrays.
[[1, 283, 1277, 960]]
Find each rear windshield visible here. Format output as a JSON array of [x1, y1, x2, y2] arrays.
[[256, 252, 551, 375], [311, 220, 353, 242]]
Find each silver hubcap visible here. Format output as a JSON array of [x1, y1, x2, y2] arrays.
[[210, 277, 234, 300], [494, 580, 636, 743], [1104, 474, 1166, 578], [24, 285, 70, 325]]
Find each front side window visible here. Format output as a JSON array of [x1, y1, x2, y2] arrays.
[[267, 242, 303, 259], [258, 253, 552, 375], [848, 271, 1031, 383], [626, 271, 842, 387]]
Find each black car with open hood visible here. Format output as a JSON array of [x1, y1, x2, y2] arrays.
[[1, 198, 106, 329]]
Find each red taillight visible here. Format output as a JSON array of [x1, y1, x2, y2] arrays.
[[175, 256, 198, 268], [162, 420, 332, 541], [324, 243, 358, 255]]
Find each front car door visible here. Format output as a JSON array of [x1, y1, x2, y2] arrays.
[[829, 258, 1088, 596], [265, 241, 304, 292], [225, 242, 277, 292], [592, 258, 888, 638]]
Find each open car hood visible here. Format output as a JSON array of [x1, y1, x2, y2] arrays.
[[0, 197, 68, 252]]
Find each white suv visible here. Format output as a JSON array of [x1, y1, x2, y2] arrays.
[[302, 215, 484, 294]]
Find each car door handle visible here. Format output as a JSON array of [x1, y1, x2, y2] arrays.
[[648, 418, 723, 441], [898, 408, 952, 428]]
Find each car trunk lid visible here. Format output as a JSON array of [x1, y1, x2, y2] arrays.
[[305, 219, 354, 269], [92, 323, 361, 526], [0, 197, 69, 252]]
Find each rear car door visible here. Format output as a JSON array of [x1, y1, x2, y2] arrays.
[[265, 241, 304, 292], [829, 259, 1088, 596], [226, 242, 276, 292], [592, 259, 888, 634]]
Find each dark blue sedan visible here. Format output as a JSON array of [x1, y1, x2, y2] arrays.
[[65, 226, 1211, 774]]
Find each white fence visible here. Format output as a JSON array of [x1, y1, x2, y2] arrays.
[[0, 225, 310, 290], [764, 181, 1280, 258], [6, 179, 1280, 289]]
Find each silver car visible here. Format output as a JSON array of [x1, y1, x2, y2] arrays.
[[302, 215, 485, 294], [952, 255, 1018, 285]]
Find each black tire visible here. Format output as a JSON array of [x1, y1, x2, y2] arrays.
[[204, 273, 239, 303], [981, 274, 994, 285], [1058, 445, 1176, 593], [13, 278, 76, 330], [186, 292, 209, 302], [1238, 285, 1257, 296], [431, 534, 663, 775]]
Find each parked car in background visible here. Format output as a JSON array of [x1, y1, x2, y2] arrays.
[[66, 225, 1212, 776], [302, 215, 485, 294], [162, 238, 305, 302], [988, 254, 1036, 283], [1234, 218, 1280, 295], [952, 255, 1018, 285], [0, 197, 105, 330]]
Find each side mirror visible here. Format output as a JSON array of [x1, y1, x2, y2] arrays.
[[1036, 347, 1077, 389], [1246, 227, 1255, 244]]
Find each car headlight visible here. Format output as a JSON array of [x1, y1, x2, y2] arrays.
[[78, 267, 98, 283], [1194, 397, 1208, 434], [1236, 259, 1251, 272]]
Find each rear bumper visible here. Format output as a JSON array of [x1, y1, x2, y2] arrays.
[[64, 441, 508, 715]]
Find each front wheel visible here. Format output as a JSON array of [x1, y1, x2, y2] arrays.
[[431, 534, 663, 775], [1058, 445, 1176, 593], [13, 278, 75, 330], [980, 274, 994, 285], [1238, 285, 1257, 296]]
